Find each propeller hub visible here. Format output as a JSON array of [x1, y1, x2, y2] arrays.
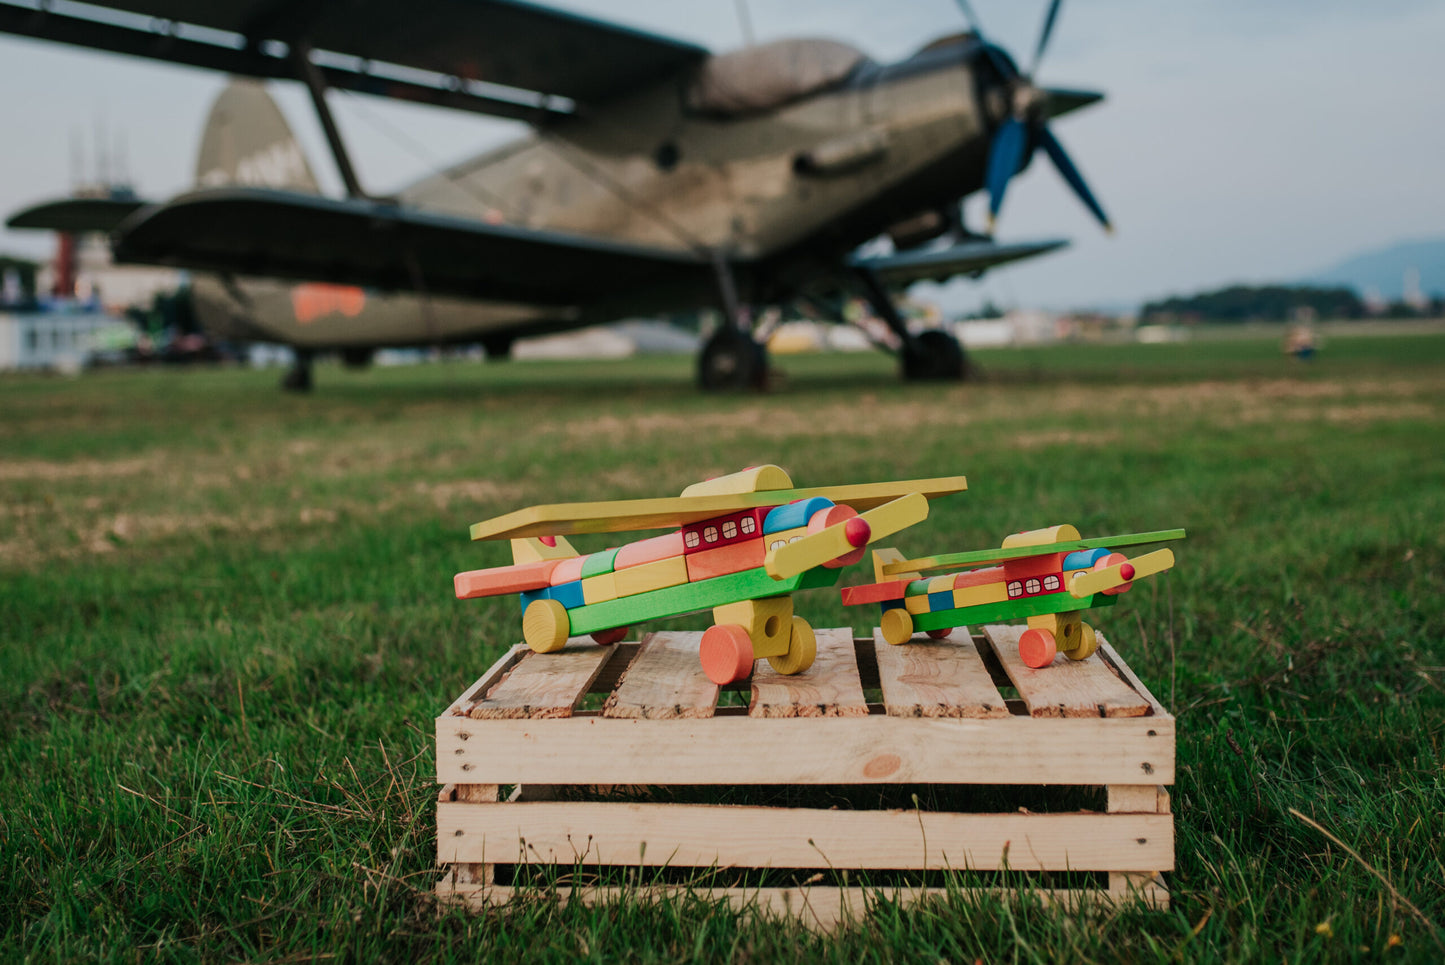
[[844, 517, 871, 548]]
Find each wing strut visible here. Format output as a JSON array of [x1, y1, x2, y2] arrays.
[[293, 41, 370, 200]]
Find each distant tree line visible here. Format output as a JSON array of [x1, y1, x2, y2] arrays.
[[1140, 284, 1444, 323]]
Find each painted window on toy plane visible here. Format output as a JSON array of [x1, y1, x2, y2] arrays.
[[1007, 580, 1023, 598], [684, 531, 701, 549], [740, 516, 756, 535], [1043, 575, 1061, 591], [722, 521, 738, 539], [704, 525, 719, 543]]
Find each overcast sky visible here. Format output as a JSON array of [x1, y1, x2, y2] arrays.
[[0, 0, 1441, 311]]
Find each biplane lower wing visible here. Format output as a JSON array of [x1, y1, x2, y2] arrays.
[[848, 238, 1069, 287], [109, 187, 715, 306], [6, 196, 152, 233]]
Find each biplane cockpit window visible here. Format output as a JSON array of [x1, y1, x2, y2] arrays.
[[1043, 575, 1061, 591], [1025, 578, 1042, 595], [704, 526, 719, 543], [722, 521, 738, 539], [684, 531, 701, 549], [740, 516, 757, 535], [1007, 581, 1023, 598]]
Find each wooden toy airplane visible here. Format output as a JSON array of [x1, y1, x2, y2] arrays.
[[842, 525, 1184, 669], [453, 466, 967, 685]]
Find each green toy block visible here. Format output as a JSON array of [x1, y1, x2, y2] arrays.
[[579, 547, 621, 578], [909, 591, 1119, 633]]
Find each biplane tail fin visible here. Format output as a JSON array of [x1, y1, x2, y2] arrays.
[[195, 79, 320, 193]]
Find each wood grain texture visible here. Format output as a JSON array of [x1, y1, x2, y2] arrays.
[[602, 631, 719, 719], [436, 712, 1174, 785], [464, 641, 613, 719], [980, 624, 1151, 718], [436, 882, 1169, 932], [871, 629, 1010, 718], [436, 801, 1174, 871], [749, 627, 868, 718]]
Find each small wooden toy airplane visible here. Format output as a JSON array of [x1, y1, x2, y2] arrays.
[[842, 524, 1184, 668], [454, 466, 967, 685]]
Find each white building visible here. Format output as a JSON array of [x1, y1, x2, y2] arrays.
[[0, 308, 125, 371]]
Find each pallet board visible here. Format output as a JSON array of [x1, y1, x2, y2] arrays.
[[435, 627, 1175, 927]]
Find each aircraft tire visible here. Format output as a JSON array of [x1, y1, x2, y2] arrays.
[[698, 328, 767, 390], [281, 352, 314, 392], [902, 329, 966, 381], [340, 348, 374, 370], [766, 616, 817, 676]]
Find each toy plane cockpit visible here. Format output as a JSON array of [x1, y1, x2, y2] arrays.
[[453, 466, 967, 685], [842, 525, 1184, 669]]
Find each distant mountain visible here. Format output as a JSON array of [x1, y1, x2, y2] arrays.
[[1305, 237, 1445, 300]]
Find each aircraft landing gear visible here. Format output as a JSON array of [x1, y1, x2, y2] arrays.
[[482, 334, 514, 360], [853, 266, 968, 382], [699, 250, 769, 390], [698, 325, 768, 390], [340, 347, 373, 370], [282, 349, 314, 392]]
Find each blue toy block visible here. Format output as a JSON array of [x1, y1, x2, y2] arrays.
[[763, 497, 834, 534], [928, 591, 953, 612], [1063, 548, 1112, 571]]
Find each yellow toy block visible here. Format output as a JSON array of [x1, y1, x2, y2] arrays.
[[1069, 548, 1175, 598], [613, 554, 689, 598], [581, 572, 619, 605], [927, 575, 955, 595], [952, 582, 1008, 608], [904, 595, 931, 615], [680, 465, 793, 497], [765, 492, 928, 580], [510, 535, 578, 564], [873, 547, 921, 583], [1001, 524, 1080, 550], [712, 594, 793, 659]]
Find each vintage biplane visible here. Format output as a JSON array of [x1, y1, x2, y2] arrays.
[[842, 524, 1183, 668], [453, 466, 966, 685], [2, 0, 1108, 391]]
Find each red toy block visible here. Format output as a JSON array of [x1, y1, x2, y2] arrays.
[[839, 579, 912, 607], [953, 565, 1005, 589], [614, 531, 686, 570], [685, 537, 765, 582]]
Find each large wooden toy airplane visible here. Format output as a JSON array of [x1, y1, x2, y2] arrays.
[[454, 466, 966, 685], [842, 524, 1183, 668]]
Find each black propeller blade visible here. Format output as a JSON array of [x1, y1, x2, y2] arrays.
[[963, 0, 1111, 234]]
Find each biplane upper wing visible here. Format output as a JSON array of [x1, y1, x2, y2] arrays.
[[470, 476, 968, 541], [883, 528, 1186, 577], [0, 0, 707, 121], [849, 238, 1069, 287], [106, 187, 714, 305]]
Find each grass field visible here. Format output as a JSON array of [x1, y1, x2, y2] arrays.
[[2, 334, 1443, 962]]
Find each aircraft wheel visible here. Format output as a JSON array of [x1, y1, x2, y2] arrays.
[[591, 626, 629, 646], [902, 330, 966, 381], [700, 624, 754, 685], [522, 599, 570, 653], [698, 328, 768, 390], [281, 350, 314, 392], [1019, 628, 1058, 668], [340, 347, 373, 370], [767, 616, 817, 676], [881, 608, 914, 646], [1063, 623, 1099, 661], [926, 627, 954, 640]]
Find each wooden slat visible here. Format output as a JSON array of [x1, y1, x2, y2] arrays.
[[463, 640, 614, 719], [980, 625, 1151, 718], [1095, 636, 1171, 717], [436, 802, 1173, 871], [872, 629, 1009, 718], [602, 631, 719, 719], [442, 645, 529, 717], [437, 882, 1170, 932], [749, 627, 868, 718], [436, 713, 1174, 785]]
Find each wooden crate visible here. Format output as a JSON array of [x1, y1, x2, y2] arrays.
[[434, 625, 1174, 930]]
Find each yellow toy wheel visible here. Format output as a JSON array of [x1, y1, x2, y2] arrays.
[[1063, 622, 1099, 661], [522, 599, 569, 653], [881, 607, 914, 646], [767, 616, 817, 676]]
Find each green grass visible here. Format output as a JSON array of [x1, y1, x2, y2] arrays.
[[2, 336, 1443, 962]]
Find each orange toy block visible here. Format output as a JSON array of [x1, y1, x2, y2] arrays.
[[455, 559, 561, 600], [685, 538, 765, 582], [548, 555, 587, 586], [614, 531, 686, 570], [953, 565, 1004, 588]]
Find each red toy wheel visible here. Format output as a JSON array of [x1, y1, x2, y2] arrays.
[[591, 626, 629, 646], [1019, 628, 1058, 668], [926, 628, 954, 640], [700, 624, 754, 685]]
